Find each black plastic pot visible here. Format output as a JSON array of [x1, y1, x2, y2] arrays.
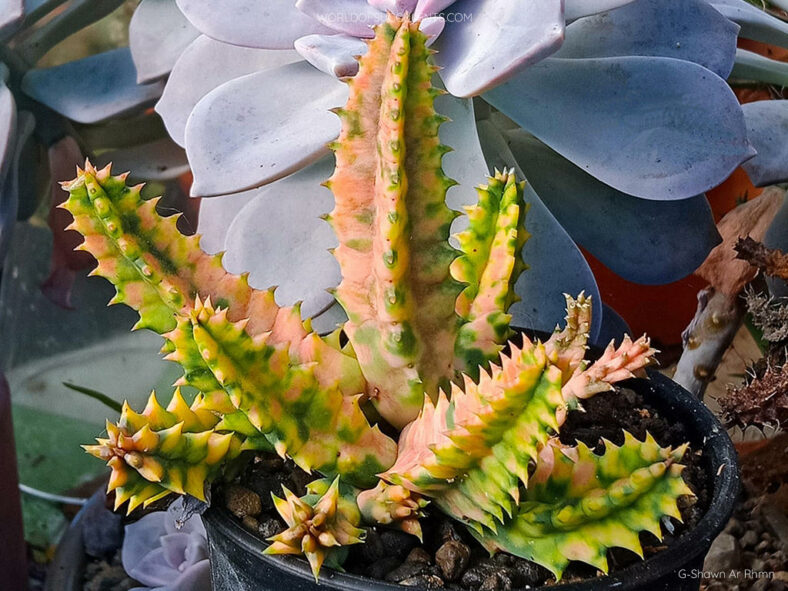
[[203, 370, 740, 591]]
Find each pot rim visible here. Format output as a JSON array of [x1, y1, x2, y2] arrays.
[[204, 370, 740, 591]]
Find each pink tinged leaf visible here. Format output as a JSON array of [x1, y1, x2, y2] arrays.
[[413, 0, 458, 21], [130, 0, 199, 83], [156, 36, 300, 147], [185, 60, 348, 197], [563, 0, 637, 21], [368, 0, 417, 14], [169, 558, 211, 591], [294, 34, 368, 78], [419, 16, 444, 46], [159, 533, 192, 568], [296, 0, 386, 38], [21, 48, 164, 124], [127, 547, 181, 586], [175, 0, 334, 49], [434, 0, 565, 98], [122, 512, 170, 579], [220, 158, 340, 319]]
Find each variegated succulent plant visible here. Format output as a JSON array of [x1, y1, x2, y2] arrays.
[[71, 13, 694, 583]]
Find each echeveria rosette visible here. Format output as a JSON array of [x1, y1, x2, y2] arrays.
[[122, 498, 211, 591], [114, 0, 788, 340]]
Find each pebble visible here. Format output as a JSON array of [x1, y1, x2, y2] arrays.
[[752, 580, 770, 591], [366, 556, 401, 580], [224, 485, 262, 518], [512, 559, 551, 587], [258, 517, 283, 539], [742, 530, 759, 549], [385, 560, 430, 583], [407, 548, 432, 564], [704, 533, 741, 573], [438, 519, 462, 543], [401, 574, 445, 588], [435, 541, 471, 582], [479, 571, 513, 591], [241, 516, 259, 531], [362, 528, 419, 562]]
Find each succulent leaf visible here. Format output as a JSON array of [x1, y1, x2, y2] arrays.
[[357, 480, 428, 540], [562, 334, 657, 403], [327, 13, 461, 428], [65, 162, 395, 493], [384, 297, 660, 531], [83, 390, 241, 512], [544, 292, 592, 382], [61, 161, 366, 402], [382, 338, 564, 530], [473, 435, 694, 578], [188, 297, 396, 488], [452, 169, 529, 377], [266, 477, 365, 581]]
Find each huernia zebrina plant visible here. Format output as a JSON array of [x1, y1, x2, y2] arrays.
[[66, 13, 694, 582]]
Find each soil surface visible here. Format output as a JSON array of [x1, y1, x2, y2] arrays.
[[220, 385, 712, 590], [82, 548, 138, 591]]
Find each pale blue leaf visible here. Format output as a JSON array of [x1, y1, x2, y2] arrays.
[[434, 94, 490, 215], [0, 77, 14, 186], [413, 0, 457, 20], [1, 112, 34, 265], [434, 0, 564, 98], [420, 16, 445, 45], [0, 0, 24, 39], [594, 303, 632, 347], [221, 158, 340, 319], [711, 0, 788, 49], [484, 56, 754, 201], [564, 0, 635, 21], [731, 48, 788, 86], [763, 197, 788, 298], [474, 119, 602, 339], [741, 100, 788, 187], [505, 130, 721, 284], [294, 34, 368, 78], [16, 0, 124, 64], [295, 0, 385, 38], [185, 60, 347, 197], [130, 0, 199, 83], [557, 0, 739, 79], [176, 0, 334, 49], [197, 188, 258, 255], [515, 184, 602, 340], [21, 48, 164, 124], [156, 36, 300, 147], [369, 0, 417, 14], [310, 302, 348, 333], [94, 138, 189, 182], [0, 79, 16, 264]]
